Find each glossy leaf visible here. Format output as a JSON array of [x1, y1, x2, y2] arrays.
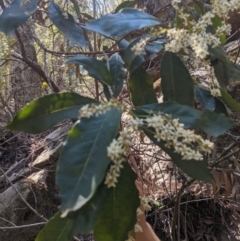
[[120, 36, 146, 74], [133, 101, 235, 137], [0, 0, 38, 35], [109, 53, 126, 97], [85, 8, 161, 37], [66, 55, 112, 85], [48, 2, 88, 47], [129, 67, 158, 106], [57, 108, 121, 215], [94, 162, 140, 241], [69, 182, 109, 236], [115, 0, 138, 12], [141, 127, 213, 182], [35, 211, 73, 241], [194, 85, 215, 111], [161, 52, 194, 106], [220, 89, 240, 112], [7, 93, 97, 134]]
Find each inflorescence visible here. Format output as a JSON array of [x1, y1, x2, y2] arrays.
[[79, 102, 214, 189]]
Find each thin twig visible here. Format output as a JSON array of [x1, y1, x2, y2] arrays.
[[0, 222, 46, 230], [0, 168, 47, 222]]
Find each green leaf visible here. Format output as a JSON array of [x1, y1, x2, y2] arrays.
[[120, 36, 146, 74], [48, 2, 88, 47], [211, 15, 226, 44], [209, 47, 230, 89], [229, 61, 240, 81], [85, 8, 161, 37], [94, 162, 140, 241], [115, 0, 138, 12], [6, 93, 97, 134], [145, 38, 165, 57], [69, 182, 109, 236], [141, 127, 213, 182], [194, 85, 215, 111], [35, 211, 73, 241], [220, 89, 240, 112], [57, 108, 121, 215], [133, 101, 235, 137], [160, 52, 194, 106], [0, 0, 38, 35], [129, 67, 158, 106], [109, 54, 126, 97], [214, 97, 229, 116], [66, 55, 112, 85]]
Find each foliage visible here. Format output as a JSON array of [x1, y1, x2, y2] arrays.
[[2, 0, 240, 240]]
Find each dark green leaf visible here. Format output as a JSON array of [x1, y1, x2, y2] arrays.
[[120, 36, 146, 74], [0, 0, 38, 35], [229, 62, 240, 81], [48, 2, 88, 47], [6, 93, 97, 134], [57, 108, 121, 215], [115, 0, 138, 13], [85, 8, 161, 37], [69, 182, 109, 236], [141, 127, 213, 182], [214, 98, 229, 116], [66, 55, 112, 85], [133, 101, 235, 136], [35, 211, 73, 241], [129, 67, 158, 106], [194, 85, 215, 111], [109, 54, 126, 97], [94, 162, 140, 241], [220, 89, 240, 112], [209, 47, 230, 89], [102, 83, 112, 100], [160, 52, 194, 106]]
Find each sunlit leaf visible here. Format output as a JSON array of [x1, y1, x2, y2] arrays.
[[85, 8, 161, 37], [0, 0, 38, 35], [94, 162, 140, 241], [57, 109, 121, 215], [220, 89, 240, 112], [161, 52, 194, 106], [7, 93, 97, 134], [48, 2, 88, 47], [66, 55, 112, 85]]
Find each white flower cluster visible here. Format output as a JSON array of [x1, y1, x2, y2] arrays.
[[130, 113, 213, 161], [131, 38, 149, 55], [79, 99, 125, 118], [211, 0, 240, 18], [165, 0, 236, 59], [104, 130, 131, 188]]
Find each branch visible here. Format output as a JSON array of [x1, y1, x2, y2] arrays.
[[0, 222, 46, 230], [0, 168, 47, 222]]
